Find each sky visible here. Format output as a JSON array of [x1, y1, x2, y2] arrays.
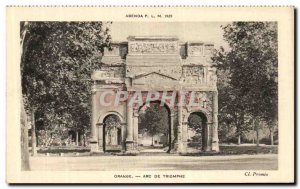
[[109, 22, 231, 49]]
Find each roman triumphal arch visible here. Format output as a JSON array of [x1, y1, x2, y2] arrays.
[[90, 36, 219, 154]]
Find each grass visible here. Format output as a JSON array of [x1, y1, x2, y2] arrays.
[[37, 146, 90, 154], [37, 144, 278, 157], [219, 145, 278, 155], [183, 145, 278, 156]]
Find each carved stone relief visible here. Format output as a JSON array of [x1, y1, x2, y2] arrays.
[[99, 39, 216, 87], [182, 66, 205, 85], [206, 67, 217, 87], [188, 45, 204, 56], [128, 41, 178, 54], [204, 45, 214, 55]]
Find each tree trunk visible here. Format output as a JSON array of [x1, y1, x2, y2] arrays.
[[252, 124, 255, 144], [269, 127, 274, 145], [83, 134, 86, 147], [36, 130, 39, 147], [237, 112, 244, 145], [237, 134, 241, 145], [21, 102, 30, 170], [20, 22, 30, 170], [236, 121, 241, 145], [75, 130, 79, 146], [31, 109, 37, 156], [256, 129, 259, 147], [151, 135, 154, 146], [80, 134, 84, 146], [255, 119, 260, 147]]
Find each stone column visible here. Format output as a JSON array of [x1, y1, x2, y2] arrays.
[[97, 123, 104, 152], [169, 112, 175, 152], [121, 123, 126, 151], [133, 112, 139, 149], [212, 91, 219, 152], [177, 91, 187, 154], [125, 99, 137, 154], [90, 84, 99, 152], [203, 123, 211, 151], [181, 122, 188, 154]]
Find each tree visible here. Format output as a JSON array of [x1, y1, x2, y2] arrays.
[[188, 114, 203, 134], [21, 22, 112, 148], [214, 50, 248, 144], [214, 22, 278, 145]]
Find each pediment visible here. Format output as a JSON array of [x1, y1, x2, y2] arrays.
[[134, 72, 178, 81], [132, 72, 179, 90]]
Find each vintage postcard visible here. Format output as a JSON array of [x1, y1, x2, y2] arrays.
[[6, 6, 294, 183]]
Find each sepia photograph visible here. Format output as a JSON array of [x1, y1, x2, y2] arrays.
[[6, 7, 294, 183]]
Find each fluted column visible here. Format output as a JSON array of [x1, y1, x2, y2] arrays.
[[212, 91, 219, 152], [125, 97, 134, 151], [121, 123, 126, 151], [169, 112, 175, 152], [98, 124, 104, 152], [133, 112, 139, 149], [181, 122, 188, 154], [177, 91, 186, 154], [203, 123, 211, 151]]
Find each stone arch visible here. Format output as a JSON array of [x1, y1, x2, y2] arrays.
[[137, 99, 172, 115], [98, 111, 125, 124], [183, 108, 211, 124]]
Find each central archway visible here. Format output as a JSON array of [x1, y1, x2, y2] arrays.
[[137, 101, 171, 153]]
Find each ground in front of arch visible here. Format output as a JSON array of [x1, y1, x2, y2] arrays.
[[29, 153, 277, 171]]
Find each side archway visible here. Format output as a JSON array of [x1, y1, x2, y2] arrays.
[[98, 111, 125, 152], [186, 111, 209, 151]]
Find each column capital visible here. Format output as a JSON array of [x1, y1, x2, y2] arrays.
[[96, 123, 104, 127]]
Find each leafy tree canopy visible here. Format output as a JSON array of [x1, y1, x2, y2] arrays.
[[21, 22, 112, 134], [213, 22, 278, 137], [139, 102, 170, 136]]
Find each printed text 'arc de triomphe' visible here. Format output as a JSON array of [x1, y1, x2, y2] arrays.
[[90, 36, 219, 154]]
